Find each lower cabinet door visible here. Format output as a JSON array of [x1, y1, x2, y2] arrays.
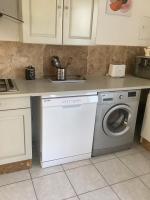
[[0, 108, 32, 165]]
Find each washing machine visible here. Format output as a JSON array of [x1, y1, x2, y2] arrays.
[[92, 90, 141, 156]]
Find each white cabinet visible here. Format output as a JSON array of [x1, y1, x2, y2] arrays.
[[0, 0, 20, 41], [0, 97, 32, 165], [21, 0, 63, 44], [20, 0, 98, 45], [63, 0, 98, 45]]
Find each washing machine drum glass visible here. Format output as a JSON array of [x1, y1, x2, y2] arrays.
[[103, 105, 131, 137]]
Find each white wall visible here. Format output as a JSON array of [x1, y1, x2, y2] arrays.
[[0, 0, 20, 41], [0, 0, 150, 46], [96, 0, 150, 46]]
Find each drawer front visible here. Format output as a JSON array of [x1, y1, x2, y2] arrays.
[[0, 97, 30, 110]]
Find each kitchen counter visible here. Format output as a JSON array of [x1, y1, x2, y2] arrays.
[[1, 75, 150, 98]]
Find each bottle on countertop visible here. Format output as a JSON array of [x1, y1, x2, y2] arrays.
[[25, 65, 35, 80]]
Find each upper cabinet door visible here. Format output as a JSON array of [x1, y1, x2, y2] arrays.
[[63, 0, 98, 45], [21, 0, 63, 44]]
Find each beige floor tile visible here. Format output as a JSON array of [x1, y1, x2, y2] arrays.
[[79, 187, 119, 200], [141, 150, 150, 160], [112, 178, 150, 200], [0, 180, 36, 200], [133, 144, 146, 152], [33, 172, 75, 200], [62, 159, 91, 170], [95, 158, 135, 185], [68, 197, 79, 200], [115, 147, 139, 158], [120, 153, 150, 176], [140, 173, 150, 189], [90, 154, 115, 164], [66, 165, 107, 195], [30, 160, 63, 178], [0, 170, 30, 187]]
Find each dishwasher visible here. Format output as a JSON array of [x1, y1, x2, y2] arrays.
[[32, 92, 98, 168]]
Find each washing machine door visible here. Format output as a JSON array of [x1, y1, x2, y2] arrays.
[[103, 104, 132, 137]]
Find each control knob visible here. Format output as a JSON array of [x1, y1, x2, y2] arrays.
[[119, 95, 123, 99]]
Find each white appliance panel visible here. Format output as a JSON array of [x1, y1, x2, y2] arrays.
[[41, 95, 98, 167]]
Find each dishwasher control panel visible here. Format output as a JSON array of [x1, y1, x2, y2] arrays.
[[42, 95, 98, 107]]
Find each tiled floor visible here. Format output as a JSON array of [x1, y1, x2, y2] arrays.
[[1, 145, 150, 200]]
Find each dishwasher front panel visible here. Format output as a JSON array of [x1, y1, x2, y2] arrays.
[[41, 95, 97, 168]]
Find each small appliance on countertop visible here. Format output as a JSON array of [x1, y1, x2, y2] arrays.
[[108, 64, 126, 78], [134, 56, 150, 79], [25, 65, 35, 80], [144, 46, 150, 57]]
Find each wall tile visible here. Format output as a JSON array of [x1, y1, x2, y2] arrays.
[[0, 41, 145, 79], [87, 45, 108, 75], [0, 41, 45, 79], [43, 45, 88, 77]]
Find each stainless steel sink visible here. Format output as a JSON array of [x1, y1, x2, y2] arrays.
[[50, 75, 86, 83]]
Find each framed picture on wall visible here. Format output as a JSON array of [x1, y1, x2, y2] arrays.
[[106, 0, 132, 17]]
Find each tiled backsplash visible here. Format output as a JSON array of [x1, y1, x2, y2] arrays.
[[0, 41, 144, 79]]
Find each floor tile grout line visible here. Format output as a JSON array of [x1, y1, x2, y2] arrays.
[[61, 195, 78, 200], [118, 152, 150, 180], [0, 145, 147, 198], [93, 157, 150, 189], [63, 162, 92, 172], [61, 164, 79, 198], [114, 148, 150, 179], [30, 165, 78, 200], [63, 161, 116, 197], [30, 168, 64, 180], [76, 185, 110, 197], [29, 169, 39, 200], [109, 176, 138, 187], [0, 178, 31, 188], [116, 155, 138, 177], [90, 161, 110, 186], [139, 172, 150, 178], [90, 156, 116, 165], [138, 174, 150, 192], [61, 166, 111, 198], [110, 185, 122, 200], [90, 158, 122, 200], [91, 158, 141, 187], [110, 176, 150, 200]]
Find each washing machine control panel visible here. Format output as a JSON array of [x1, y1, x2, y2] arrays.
[[99, 90, 140, 104]]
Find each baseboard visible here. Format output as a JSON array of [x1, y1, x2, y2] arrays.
[[141, 137, 150, 151], [0, 160, 32, 175]]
